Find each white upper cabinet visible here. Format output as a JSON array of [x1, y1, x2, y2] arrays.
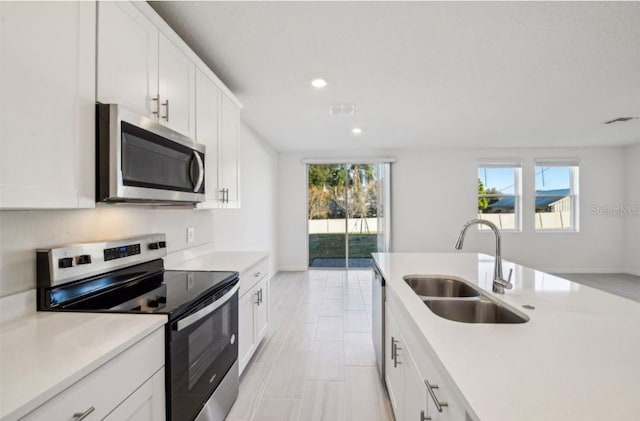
[[158, 34, 195, 137], [96, 1, 158, 118], [219, 94, 241, 208], [0, 1, 96, 209], [196, 69, 241, 209], [195, 68, 221, 208], [97, 2, 195, 138]]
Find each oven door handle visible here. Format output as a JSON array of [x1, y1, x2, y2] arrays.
[[175, 284, 238, 332]]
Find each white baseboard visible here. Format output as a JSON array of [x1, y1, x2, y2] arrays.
[[278, 266, 308, 272]]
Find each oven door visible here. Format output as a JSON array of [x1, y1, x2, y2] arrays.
[[168, 283, 238, 421]]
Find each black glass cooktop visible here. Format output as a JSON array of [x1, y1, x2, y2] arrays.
[[40, 259, 238, 321]]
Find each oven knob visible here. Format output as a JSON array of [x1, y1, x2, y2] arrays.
[[147, 298, 159, 308], [76, 254, 92, 265], [159, 241, 167, 249], [58, 257, 74, 268], [158, 296, 167, 303], [149, 242, 160, 250]]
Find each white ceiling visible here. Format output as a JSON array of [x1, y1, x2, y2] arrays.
[[150, 1, 640, 152]]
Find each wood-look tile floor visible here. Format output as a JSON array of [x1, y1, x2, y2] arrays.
[[226, 270, 394, 421]]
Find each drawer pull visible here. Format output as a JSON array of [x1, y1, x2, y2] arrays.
[[391, 337, 397, 360], [73, 406, 95, 421], [393, 345, 402, 367], [424, 380, 448, 412], [254, 271, 261, 277]]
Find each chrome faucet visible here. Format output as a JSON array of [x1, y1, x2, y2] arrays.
[[454, 219, 513, 293]]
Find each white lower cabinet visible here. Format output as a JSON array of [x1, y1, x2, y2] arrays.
[[238, 257, 270, 374], [22, 328, 165, 421], [385, 306, 405, 419], [385, 301, 469, 421], [104, 368, 165, 421]]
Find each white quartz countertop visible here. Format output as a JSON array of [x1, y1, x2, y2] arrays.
[[165, 250, 268, 273], [372, 252, 640, 421], [0, 311, 166, 421]]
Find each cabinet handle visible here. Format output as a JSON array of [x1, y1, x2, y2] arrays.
[[254, 271, 261, 278], [73, 406, 95, 421], [220, 188, 228, 203], [151, 95, 160, 117], [255, 290, 260, 305], [191, 151, 204, 193], [424, 380, 448, 412], [162, 99, 170, 122], [394, 345, 402, 368], [259, 288, 264, 304], [420, 410, 432, 421], [390, 337, 397, 360]]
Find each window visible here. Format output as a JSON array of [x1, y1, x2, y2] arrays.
[[477, 162, 522, 231], [535, 161, 579, 231]]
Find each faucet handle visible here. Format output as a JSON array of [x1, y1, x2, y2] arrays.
[[507, 268, 513, 283]]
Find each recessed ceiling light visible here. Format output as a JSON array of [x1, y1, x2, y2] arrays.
[[310, 78, 328, 89], [351, 127, 363, 135]]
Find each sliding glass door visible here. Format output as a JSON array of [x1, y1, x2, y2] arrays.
[[307, 162, 390, 269]]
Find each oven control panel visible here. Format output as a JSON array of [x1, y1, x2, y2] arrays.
[[37, 233, 167, 288], [104, 243, 142, 261]]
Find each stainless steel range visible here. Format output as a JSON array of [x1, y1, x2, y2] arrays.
[[36, 234, 239, 421]]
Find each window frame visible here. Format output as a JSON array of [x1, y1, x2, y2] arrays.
[[477, 161, 523, 232], [534, 160, 580, 232]]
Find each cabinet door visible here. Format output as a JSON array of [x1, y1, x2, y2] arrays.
[[219, 94, 240, 208], [254, 276, 269, 342], [104, 368, 165, 421], [96, 1, 158, 118], [385, 304, 404, 420], [0, 1, 95, 209], [158, 33, 195, 137], [195, 68, 221, 209], [404, 352, 431, 421], [239, 286, 258, 374]]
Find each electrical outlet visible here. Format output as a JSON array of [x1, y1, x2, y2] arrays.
[[187, 227, 195, 244]]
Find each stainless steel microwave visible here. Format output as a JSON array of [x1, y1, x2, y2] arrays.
[[96, 104, 205, 204]]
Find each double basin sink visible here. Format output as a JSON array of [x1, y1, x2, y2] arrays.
[[404, 276, 529, 324]]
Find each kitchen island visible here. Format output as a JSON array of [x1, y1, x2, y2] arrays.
[[373, 252, 640, 421]]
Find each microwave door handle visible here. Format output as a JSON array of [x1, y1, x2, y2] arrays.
[[175, 284, 238, 332], [193, 151, 204, 192]]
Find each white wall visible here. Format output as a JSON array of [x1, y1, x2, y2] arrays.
[[0, 207, 215, 297], [213, 123, 279, 277], [0, 122, 279, 297], [625, 143, 640, 275], [278, 147, 627, 273]]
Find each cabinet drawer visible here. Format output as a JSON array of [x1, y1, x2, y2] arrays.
[[23, 328, 164, 421], [239, 258, 268, 296]]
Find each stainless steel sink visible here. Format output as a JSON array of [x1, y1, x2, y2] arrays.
[[423, 298, 529, 324], [404, 275, 480, 298]]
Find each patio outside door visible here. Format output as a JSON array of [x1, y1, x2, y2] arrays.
[[307, 162, 390, 269]]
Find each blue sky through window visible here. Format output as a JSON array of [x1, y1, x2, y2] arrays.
[[535, 166, 570, 191], [478, 167, 515, 195], [478, 166, 571, 195]]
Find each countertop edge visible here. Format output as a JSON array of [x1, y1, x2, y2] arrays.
[[0, 314, 167, 421]]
